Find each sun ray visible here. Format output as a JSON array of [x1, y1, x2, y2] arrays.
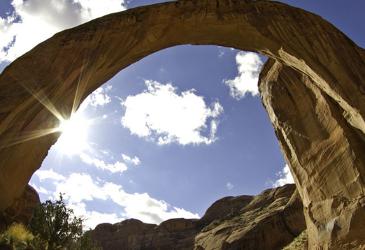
[[1, 127, 60, 149], [1, 52, 99, 150], [72, 58, 91, 115], [14, 77, 64, 122]]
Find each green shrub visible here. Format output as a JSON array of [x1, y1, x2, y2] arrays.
[[29, 194, 82, 250], [0, 194, 99, 250], [29, 193, 100, 250]]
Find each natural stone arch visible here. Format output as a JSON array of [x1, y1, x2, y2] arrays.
[[0, 0, 364, 248]]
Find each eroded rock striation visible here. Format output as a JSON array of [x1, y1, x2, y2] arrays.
[[259, 60, 365, 249], [195, 185, 305, 250], [0, 0, 365, 248], [90, 184, 305, 250]]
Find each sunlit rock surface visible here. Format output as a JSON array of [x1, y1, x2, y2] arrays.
[[90, 184, 305, 250], [194, 184, 305, 250], [0, 0, 365, 248], [259, 60, 365, 249]]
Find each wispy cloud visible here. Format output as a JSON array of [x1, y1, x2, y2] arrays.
[[79, 152, 128, 174], [0, 0, 126, 62], [224, 51, 264, 99], [121, 80, 223, 145], [68, 202, 124, 229], [122, 154, 140, 166], [273, 164, 294, 187], [35, 169, 66, 181], [226, 182, 234, 190], [35, 170, 199, 229], [80, 85, 112, 110], [75, 147, 140, 174]]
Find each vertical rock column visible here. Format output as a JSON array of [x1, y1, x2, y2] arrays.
[[259, 60, 365, 249]]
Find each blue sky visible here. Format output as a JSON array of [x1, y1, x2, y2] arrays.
[[1, 0, 364, 229]]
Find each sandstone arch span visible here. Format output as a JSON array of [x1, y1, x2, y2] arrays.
[[0, 0, 365, 248]]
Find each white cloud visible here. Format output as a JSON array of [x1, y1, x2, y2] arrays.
[[35, 168, 66, 181], [122, 154, 140, 166], [0, 0, 126, 62], [121, 80, 223, 145], [226, 182, 234, 190], [80, 85, 112, 110], [273, 164, 294, 187], [80, 152, 128, 174], [38, 171, 199, 228], [77, 149, 141, 174], [54, 173, 109, 203], [98, 181, 200, 225], [224, 51, 264, 99], [69, 202, 124, 230]]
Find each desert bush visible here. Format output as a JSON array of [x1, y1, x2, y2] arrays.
[[0, 223, 43, 249], [29, 193, 99, 250]]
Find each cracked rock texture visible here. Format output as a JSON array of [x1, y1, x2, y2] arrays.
[[0, 0, 365, 248], [90, 184, 305, 250]]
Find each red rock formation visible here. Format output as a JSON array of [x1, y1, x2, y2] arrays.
[[195, 184, 305, 250], [0, 0, 364, 248], [92, 218, 199, 250], [91, 184, 305, 250], [259, 60, 365, 249]]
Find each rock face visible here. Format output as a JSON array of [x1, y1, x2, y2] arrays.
[[0, 0, 365, 248], [259, 60, 365, 249], [0, 185, 40, 231], [194, 185, 305, 250], [92, 218, 199, 250], [91, 184, 305, 250]]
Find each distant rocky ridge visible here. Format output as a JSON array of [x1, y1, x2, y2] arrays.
[[90, 184, 305, 250]]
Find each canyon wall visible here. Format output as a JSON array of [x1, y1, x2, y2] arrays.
[[259, 60, 365, 248], [90, 184, 305, 250]]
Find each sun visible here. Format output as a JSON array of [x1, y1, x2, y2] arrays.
[[56, 113, 91, 156]]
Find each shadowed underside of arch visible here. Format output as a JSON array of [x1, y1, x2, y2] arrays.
[[0, 0, 365, 248]]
